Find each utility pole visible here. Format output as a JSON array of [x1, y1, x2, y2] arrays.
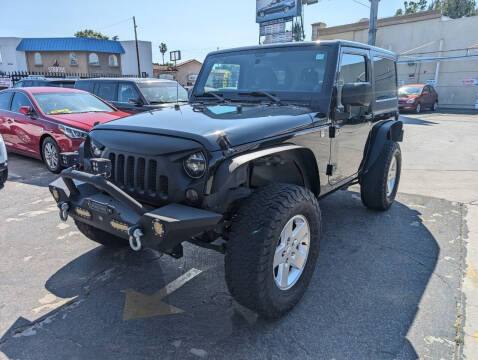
[[133, 16, 141, 77], [368, 0, 380, 46]]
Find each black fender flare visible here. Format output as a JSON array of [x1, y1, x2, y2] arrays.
[[359, 120, 403, 179], [204, 145, 319, 212]]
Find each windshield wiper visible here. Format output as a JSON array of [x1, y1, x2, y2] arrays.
[[195, 92, 226, 102], [238, 91, 282, 104]]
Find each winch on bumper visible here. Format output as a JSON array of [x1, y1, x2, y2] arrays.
[[49, 166, 222, 254]]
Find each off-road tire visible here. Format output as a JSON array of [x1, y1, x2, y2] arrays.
[[41, 137, 61, 173], [225, 184, 321, 319], [360, 141, 401, 211], [75, 220, 128, 247]]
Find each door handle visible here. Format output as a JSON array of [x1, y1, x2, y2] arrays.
[[7, 118, 13, 124]]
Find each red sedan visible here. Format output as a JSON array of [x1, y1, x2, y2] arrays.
[[398, 84, 439, 113], [0, 87, 128, 173]]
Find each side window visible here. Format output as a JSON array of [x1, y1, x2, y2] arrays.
[[34, 52, 42, 66], [118, 83, 140, 103], [13, 81, 23, 88], [75, 81, 94, 92], [339, 53, 367, 84], [373, 56, 397, 100], [89, 53, 99, 65], [11, 92, 33, 113], [0, 92, 12, 110], [97, 83, 116, 101]]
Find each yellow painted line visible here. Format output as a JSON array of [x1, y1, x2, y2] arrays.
[[473, 333, 478, 342], [123, 268, 202, 320], [467, 263, 478, 287]]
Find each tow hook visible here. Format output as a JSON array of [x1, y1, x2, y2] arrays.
[[59, 202, 70, 222], [128, 226, 144, 252]]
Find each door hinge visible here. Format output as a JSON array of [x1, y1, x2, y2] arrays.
[[326, 164, 334, 176]]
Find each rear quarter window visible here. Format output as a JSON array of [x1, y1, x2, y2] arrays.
[[373, 56, 397, 100]]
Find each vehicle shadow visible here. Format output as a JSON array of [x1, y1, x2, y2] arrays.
[[399, 114, 438, 126], [5, 153, 56, 187], [0, 190, 443, 360]]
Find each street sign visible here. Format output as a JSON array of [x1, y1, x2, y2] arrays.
[[170, 50, 181, 62]]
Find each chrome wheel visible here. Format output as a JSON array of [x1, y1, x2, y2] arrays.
[[416, 103, 421, 113], [273, 215, 310, 290], [386, 155, 397, 197], [433, 102, 438, 111], [44, 142, 59, 170]]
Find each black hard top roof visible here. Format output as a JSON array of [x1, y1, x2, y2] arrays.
[[207, 40, 396, 59]]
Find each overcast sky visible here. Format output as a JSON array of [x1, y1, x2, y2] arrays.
[[1, 0, 404, 62]]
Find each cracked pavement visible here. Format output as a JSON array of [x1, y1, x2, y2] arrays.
[[0, 110, 477, 359]]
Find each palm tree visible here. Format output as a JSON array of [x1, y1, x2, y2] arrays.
[[159, 43, 168, 65]]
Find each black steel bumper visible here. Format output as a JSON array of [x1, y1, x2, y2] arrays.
[[49, 167, 222, 252]]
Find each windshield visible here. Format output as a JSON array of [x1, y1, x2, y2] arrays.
[[33, 92, 115, 114], [194, 46, 331, 102], [137, 82, 188, 103], [399, 86, 422, 95]]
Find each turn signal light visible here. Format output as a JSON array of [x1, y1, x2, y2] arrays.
[[75, 207, 91, 219], [51, 188, 60, 202], [152, 219, 165, 237], [110, 220, 129, 233]]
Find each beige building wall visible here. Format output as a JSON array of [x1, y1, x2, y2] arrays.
[[312, 11, 478, 109], [25, 50, 121, 76]]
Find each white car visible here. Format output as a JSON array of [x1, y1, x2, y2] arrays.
[[0, 134, 7, 187]]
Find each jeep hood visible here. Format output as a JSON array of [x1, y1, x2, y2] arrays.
[[94, 104, 314, 151]]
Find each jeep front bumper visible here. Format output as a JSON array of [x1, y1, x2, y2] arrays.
[[49, 167, 222, 253]]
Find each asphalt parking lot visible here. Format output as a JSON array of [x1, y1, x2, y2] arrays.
[[0, 110, 477, 360]]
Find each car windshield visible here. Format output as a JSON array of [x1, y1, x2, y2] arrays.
[[399, 86, 422, 95], [137, 82, 188, 103], [33, 92, 115, 114], [194, 46, 331, 102]]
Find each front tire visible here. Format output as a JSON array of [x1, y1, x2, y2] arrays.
[[415, 103, 422, 114], [360, 141, 401, 211], [432, 101, 438, 111], [225, 184, 321, 319], [41, 137, 61, 173], [75, 220, 128, 247]]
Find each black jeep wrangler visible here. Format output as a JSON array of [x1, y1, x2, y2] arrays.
[[49, 41, 403, 318]]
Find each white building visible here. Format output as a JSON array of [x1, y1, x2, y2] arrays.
[[120, 40, 153, 77], [0, 37, 28, 73]]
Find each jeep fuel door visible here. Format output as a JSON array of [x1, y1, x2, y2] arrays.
[[329, 48, 372, 186]]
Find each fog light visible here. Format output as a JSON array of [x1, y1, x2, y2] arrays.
[[75, 207, 91, 219], [110, 220, 129, 233], [90, 158, 112, 177], [60, 152, 79, 168], [152, 219, 165, 237], [186, 188, 199, 203], [51, 188, 60, 201]]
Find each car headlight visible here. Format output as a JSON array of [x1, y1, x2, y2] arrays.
[[183, 152, 206, 178], [58, 124, 88, 139], [406, 99, 415, 104], [89, 139, 105, 158]]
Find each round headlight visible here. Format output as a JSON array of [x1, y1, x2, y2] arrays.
[[90, 139, 104, 158], [183, 152, 206, 178]]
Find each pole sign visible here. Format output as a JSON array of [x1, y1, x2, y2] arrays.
[[256, 0, 301, 23], [170, 51, 181, 62]]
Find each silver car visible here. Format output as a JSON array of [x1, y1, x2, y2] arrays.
[[0, 134, 7, 188]]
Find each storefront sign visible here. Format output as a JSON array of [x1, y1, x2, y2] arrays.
[[0, 77, 12, 88], [48, 66, 66, 73]]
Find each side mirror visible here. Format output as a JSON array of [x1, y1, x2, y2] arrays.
[[19, 106, 32, 115], [128, 98, 143, 106], [341, 82, 372, 107]]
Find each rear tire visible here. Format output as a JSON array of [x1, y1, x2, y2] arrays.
[[41, 137, 61, 173], [75, 220, 128, 247], [225, 184, 321, 319], [360, 141, 401, 211], [432, 101, 438, 111]]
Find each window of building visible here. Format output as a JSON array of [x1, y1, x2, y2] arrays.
[[108, 54, 118, 67], [34, 52, 42, 66], [89, 53, 99, 65], [97, 83, 117, 101], [339, 53, 367, 84], [118, 83, 140, 102], [11, 92, 34, 113], [373, 56, 397, 100], [70, 52, 78, 66]]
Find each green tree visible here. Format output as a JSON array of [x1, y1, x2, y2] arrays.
[[159, 43, 168, 65], [395, 0, 478, 17], [74, 29, 109, 40]]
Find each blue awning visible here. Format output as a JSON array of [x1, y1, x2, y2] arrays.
[[16, 37, 125, 54]]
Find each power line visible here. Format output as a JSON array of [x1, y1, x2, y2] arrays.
[[352, 0, 370, 8], [98, 17, 133, 30]]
